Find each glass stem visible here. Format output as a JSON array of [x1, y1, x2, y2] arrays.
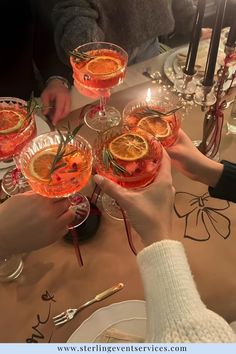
[[98, 95, 107, 117]]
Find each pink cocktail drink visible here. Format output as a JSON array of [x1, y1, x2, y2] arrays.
[[123, 97, 182, 148], [0, 97, 36, 161]]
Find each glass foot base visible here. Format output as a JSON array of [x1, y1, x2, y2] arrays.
[[84, 105, 121, 132], [69, 194, 91, 229], [64, 200, 101, 243], [0, 255, 23, 283], [1, 167, 30, 196], [102, 194, 123, 220]]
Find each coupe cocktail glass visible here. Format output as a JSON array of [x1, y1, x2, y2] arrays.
[[20, 131, 93, 228], [70, 42, 128, 132], [0, 97, 36, 281], [94, 125, 163, 219], [123, 96, 182, 148], [0, 97, 36, 195]]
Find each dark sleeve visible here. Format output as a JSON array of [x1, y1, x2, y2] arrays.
[[208, 160, 236, 203], [31, 0, 72, 84]]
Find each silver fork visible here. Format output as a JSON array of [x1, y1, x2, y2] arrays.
[[53, 283, 124, 326]]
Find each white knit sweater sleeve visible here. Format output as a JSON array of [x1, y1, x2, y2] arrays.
[[137, 240, 236, 343]]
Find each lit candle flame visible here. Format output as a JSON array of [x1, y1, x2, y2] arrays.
[[146, 88, 151, 103]]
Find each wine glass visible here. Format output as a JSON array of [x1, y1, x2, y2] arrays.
[[93, 125, 163, 219], [122, 95, 182, 148], [19, 131, 93, 229], [70, 42, 128, 132], [0, 97, 36, 196]]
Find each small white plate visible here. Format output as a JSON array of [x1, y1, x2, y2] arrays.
[[67, 300, 146, 343], [0, 115, 50, 173]]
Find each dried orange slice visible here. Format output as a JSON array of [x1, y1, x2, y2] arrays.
[[109, 133, 148, 161], [137, 116, 171, 138], [29, 151, 57, 182], [86, 56, 122, 75], [0, 109, 24, 134]]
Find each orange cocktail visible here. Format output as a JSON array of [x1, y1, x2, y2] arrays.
[[20, 132, 92, 198], [70, 42, 128, 132], [71, 48, 126, 91], [123, 97, 182, 148], [94, 125, 162, 190], [0, 97, 36, 162]]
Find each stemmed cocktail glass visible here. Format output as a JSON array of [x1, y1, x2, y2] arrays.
[[93, 125, 163, 220], [123, 95, 182, 148], [19, 131, 93, 229], [0, 97, 37, 196], [70, 42, 128, 132], [0, 97, 37, 281]]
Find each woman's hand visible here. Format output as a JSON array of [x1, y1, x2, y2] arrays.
[[166, 129, 223, 187], [94, 151, 175, 247], [41, 79, 71, 125], [0, 192, 74, 257]]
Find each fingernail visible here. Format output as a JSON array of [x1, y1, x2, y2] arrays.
[[94, 174, 104, 185]]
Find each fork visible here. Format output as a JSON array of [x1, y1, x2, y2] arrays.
[[53, 283, 124, 326]]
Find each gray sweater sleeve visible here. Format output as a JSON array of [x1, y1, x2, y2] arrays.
[[52, 0, 105, 64], [171, 0, 196, 35]]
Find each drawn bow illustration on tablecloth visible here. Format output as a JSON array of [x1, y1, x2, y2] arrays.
[[174, 192, 231, 241]]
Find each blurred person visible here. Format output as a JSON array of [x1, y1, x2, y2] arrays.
[[0, 0, 72, 125], [202, 0, 236, 28], [94, 152, 236, 342], [0, 192, 74, 258], [166, 129, 236, 203], [52, 0, 196, 66]]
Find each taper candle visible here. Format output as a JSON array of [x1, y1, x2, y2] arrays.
[[226, 14, 236, 48], [202, 0, 227, 87], [184, 0, 206, 76]]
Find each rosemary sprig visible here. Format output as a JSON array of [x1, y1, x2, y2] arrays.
[[135, 105, 182, 119], [69, 49, 95, 63], [102, 148, 129, 176], [25, 92, 54, 120], [26, 92, 41, 120], [50, 122, 84, 176]]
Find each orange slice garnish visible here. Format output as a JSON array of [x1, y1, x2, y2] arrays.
[[137, 116, 171, 138], [29, 151, 58, 182], [109, 133, 148, 161], [86, 56, 122, 75], [0, 109, 25, 134]]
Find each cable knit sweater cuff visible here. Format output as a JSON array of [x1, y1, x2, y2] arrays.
[[137, 240, 205, 321]]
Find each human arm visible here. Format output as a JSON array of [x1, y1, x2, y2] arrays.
[[0, 192, 74, 258], [40, 78, 71, 125], [94, 152, 236, 342], [52, 0, 104, 65], [31, 0, 72, 124], [166, 129, 236, 203], [137, 240, 235, 342], [166, 129, 223, 187], [171, 0, 196, 35]]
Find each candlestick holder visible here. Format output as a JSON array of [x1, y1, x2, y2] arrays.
[[194, 82, 217, 107], [174, 71, 198, 97], [195, 50, 236, 159]]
